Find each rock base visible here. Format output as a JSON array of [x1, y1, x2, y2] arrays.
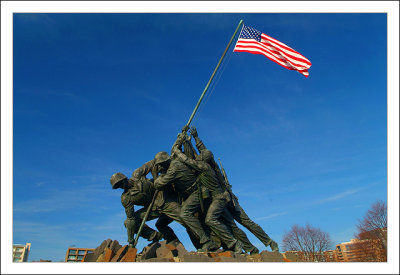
[[83, 239, 288, 262]]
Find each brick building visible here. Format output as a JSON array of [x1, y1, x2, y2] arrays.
[[323, 249, 338, 262], [335, 238, 385, 262]]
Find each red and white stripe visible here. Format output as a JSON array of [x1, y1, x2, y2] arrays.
[[234, 33, 312, 77]]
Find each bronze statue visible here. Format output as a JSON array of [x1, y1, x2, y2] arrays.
[[108, 19, 287, 255], [110, 125, 278, 254]]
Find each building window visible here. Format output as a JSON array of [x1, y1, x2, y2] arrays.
[[65, 248, 94, 262], [346, 245, 355, 250]]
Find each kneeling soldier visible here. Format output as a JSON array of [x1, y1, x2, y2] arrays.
[[110, 172, 183, 247]]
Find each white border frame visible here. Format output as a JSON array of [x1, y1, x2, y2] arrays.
[[2, 1, 399, 274]]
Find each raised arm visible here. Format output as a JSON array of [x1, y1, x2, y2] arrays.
[[131, 159, 156, 182], [190, 127, 207, 152], [171, 133, 207, 172], [153, 165, 177, 190], [176, 148, 208, 173]]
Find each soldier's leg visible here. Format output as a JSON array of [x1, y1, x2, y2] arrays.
[[198, 212, 222, 250], [180, 190, 213, 246], [186, 210, 209, 249], [160, 200, 205, 246], [124, 217, 137, 245], [221, 208, 258, 254], [133, 207, 163, 243], [197, 199, 212, 235], [205, 196, 240, 251], [125, 218, 159, 246], [155, 214, 180, 244], [187, 231, 202, 250], [232, 204, 276, 249], [194, 203, 222, 250]]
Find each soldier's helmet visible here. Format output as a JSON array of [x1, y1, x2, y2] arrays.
[[200, 149, 214, 163], [154, 151, 171, 165], [110, 172, 127, 189]]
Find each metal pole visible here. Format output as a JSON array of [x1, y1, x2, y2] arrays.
[[186, 20, 244, 127], [132, 190, 159, 248]]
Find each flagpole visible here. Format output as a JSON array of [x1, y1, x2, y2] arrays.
[[132, 21, 244, 248], [185, 19, 244, 127]]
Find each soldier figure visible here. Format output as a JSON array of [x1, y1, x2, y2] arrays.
[[171, 132, 244, 254], [110, 173, 162, 247], [176, 128, 262, 255], [190, 127, 279, 252], [228, 193, 279, 252], [130, 151, 203, 249], [111, 166, 189, 247], [153, 146, 219, 252]]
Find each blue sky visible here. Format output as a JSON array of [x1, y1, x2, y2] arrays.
[[10, 12, 389, 263]]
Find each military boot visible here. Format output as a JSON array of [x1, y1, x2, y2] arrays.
[[229, 241, 244, 254], [149, 231, 163, 245], [197, 240, 218, 252], [270, 240, 279, 252], [166, 238, 182, 248], [249, 246, 260, 255]]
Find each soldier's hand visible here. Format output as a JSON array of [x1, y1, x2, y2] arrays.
[[182, 125, 189, 133], [176, 132, 185, 143], [190, 127, 198, 138]]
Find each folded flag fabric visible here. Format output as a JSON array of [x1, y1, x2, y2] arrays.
[[234, 25, 312, 77]]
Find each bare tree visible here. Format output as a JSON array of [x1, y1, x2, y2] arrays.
[[282, 224, 332, 262], [356, 200, 387, 248], [354, 200, 387, 261]]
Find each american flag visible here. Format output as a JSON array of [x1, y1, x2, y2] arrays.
[[234, 25, 312, 77]]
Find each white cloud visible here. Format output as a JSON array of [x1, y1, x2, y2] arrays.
[[256, 211, 288, 221], [312, 188, 363, 205], [308, 181, 382, 207]]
